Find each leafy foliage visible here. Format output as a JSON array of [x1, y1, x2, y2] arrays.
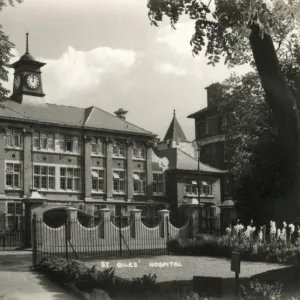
[[0, 0, 23, 102], [148, 0, 300, 67]]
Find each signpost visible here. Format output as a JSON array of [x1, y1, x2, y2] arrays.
[[231, 251, 240, 298]]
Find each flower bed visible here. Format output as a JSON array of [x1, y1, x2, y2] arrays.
[[168, 220, 300, 265]]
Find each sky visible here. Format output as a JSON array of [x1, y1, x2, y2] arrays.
[[1, 0, 251, 140]]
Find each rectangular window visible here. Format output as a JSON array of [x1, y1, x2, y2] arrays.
[[133, 172, 146, 194], [201, 180, 213, 195], [33, 165, 55, 190], [91, 169, 105, 192], [5, 129, 22, 148], [33, 132, 55, 151], [133, 144, 146, 159], [60, 167, 81, 191], [6, 163, 21, 189], [184, 179, 198, 195], [6, 202, 24, 232], [113, 170, 126, 193], [112, 141, 126, 158], [58, 135, 81, 153], [91, 138, 105, 155], [153, 173, 164, 195]]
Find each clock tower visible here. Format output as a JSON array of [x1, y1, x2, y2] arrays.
[[11, 33, 46, 103]]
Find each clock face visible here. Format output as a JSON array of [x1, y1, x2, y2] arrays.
[[14, 75, 21, 89], [26, 74, 40, 90]]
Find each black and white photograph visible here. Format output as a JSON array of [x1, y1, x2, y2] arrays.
[[1, 0, 300, 299]]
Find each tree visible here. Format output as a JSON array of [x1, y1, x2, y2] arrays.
[[0, 0, 22, 103], [147, 0, 300, 221]]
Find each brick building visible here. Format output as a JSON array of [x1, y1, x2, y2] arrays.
[[0, 36, 172, 244], [187, 84, 236, 225]]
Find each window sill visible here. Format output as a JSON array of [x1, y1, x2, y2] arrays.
[[113, 192, 127, 195], [132, 157, 146, 161], [184, 194, 214, 198], [5, 147, 23, 151], [92, 191, 105, 194], [133, 193, 146, 196], [112, 156, 127, 160], [5, 188, 23, 191], [33, 149, 81, 156], [153, 193, 166, 196]]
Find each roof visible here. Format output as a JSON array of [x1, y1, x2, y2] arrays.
[[153, 147, 225, 174], [187, 104, 218, 118], [163, 110, 187, 141], [0, 96, 155, 137], [176, 148, 226, 173]]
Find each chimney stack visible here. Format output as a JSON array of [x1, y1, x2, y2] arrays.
[[114, 108, 128, 120]]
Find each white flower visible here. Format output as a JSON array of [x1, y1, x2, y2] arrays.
[[258, 230, 263, 241], [289, 224, 295, 234], [277, 228, 281, 238], [283, 221, 287, 228], [226, 227, 231, 234], [270, 221, 276, 235]]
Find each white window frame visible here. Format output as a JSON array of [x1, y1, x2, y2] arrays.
[[33, 165, 56, 190], [184, 179, 198, 196], [113, 170, 126, 193], [201, 180, 213, 195], [112, 141, 126, 158], [58, 134, 81, 154], [5, 161, 22, 190], [91, 138, 105, 156], [33, 132, 55, 151], [5, 128, 22, 149], [91, 168, 105, 193], [133, 143, 146, 160], [152, 172, 164, 195], [133, 171, 146, 194], [60, 167, 81, 192]]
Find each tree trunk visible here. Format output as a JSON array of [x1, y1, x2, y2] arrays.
[[249, 25, 300, 221]]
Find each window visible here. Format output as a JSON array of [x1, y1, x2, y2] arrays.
[[92, 169, 105, 192], [6, 202, 24, 232], [5, 129, 22, 148], [133, 144, 145, 159], [133, 172, 146, 194], [91, 138, 105, 155], [153, 173, 164, 195], [33, 132, 55, 151], [60, 167, 81, 191], [113, 170, 125, 193], [184, 179, 198, 195], [201, 180, 213, 195], [58, 135, 81, 153], [112, 141, 126, 157], [136, 205, 147, 219], [33, 165, 55, 190], [6, 163, 21, 189]]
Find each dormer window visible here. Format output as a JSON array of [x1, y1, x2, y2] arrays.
[[91, 138, 104, 155], [112, 141, 126, 158], [58, 135, 81, 153], [133, 143, 145, 159], [5, 129, 22, 148]]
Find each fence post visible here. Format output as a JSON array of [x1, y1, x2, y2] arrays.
[[66, 207, 77, 259], [32, 213, 37, 267], [130, 209, 141, 239], [159, 209, 170, 240], [166, 216, 170, 254], [119, 217, 123, 257]]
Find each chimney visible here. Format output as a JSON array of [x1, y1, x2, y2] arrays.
[[114, 108, 128, 120]]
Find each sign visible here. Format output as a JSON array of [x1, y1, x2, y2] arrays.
[[231, 251, 240, 274]]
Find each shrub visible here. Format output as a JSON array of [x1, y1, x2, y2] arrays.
[[167, 238, 182, 254], [34, 257, 159, 297]]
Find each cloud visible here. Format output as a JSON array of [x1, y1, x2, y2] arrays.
[[38, 46, 136, 100], [156, 62, 187, 77]]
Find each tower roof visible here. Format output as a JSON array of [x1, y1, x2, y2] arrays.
[[163, 110, 187, 142]]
